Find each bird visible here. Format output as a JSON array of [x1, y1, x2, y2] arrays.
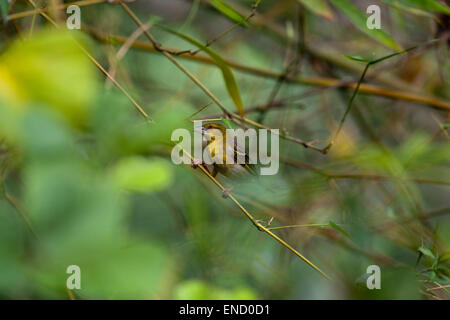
[[199, 122, 256, 178]]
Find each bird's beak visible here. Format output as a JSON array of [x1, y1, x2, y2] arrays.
[[194, 127, 204, 134]]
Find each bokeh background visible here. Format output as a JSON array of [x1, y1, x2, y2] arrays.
[[0, 0, 449, 299]]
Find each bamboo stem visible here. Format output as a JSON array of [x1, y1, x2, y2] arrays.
[[86, 29, 450, 112]]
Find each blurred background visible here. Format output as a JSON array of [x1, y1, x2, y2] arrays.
[[0, 0, 449, 299]]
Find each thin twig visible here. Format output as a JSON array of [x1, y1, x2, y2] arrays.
[[5, 192, 39, 240], [180, 146, 330, 279], [227, 112, 323, 152], [105, 21, 153, 89], [188, 0, 262, 56], [3, 0, 108, 22], [281, 156, 450, 186], [268, 223, 333, 231], [322, 64, 370, 154], [322, 46, 426, 154]]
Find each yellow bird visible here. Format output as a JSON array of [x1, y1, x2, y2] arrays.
[[200, 122, 256, 178]]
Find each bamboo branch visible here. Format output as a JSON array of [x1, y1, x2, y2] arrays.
[[181, 146, 330, 280], [281, 157, 450, 187], [116, 0, 329, 279], [3, 0, 107, 22], [85, 29, 450, 112]]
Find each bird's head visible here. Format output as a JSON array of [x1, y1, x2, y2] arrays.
[[202, 122, 226, 139], [202, 122, 227, 134], [200, 122, 227, 147]]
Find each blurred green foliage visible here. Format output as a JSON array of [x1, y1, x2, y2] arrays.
[[0, 0, 449, 300]]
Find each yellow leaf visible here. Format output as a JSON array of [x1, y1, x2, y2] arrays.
[[0, 28, 98, 126], [330, 129, 356, 158]]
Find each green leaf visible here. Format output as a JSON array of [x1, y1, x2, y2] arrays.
[[370, 45, 417, 64], [394, 0, 450, 15], [159, 25, 245, 115], [330, 0, 401, 50], [430, 270, 437, 280], [208, 0, 248, 27], [381, 0, 435, 17], [344, 55, 371, 63], [112, 157, 174, 193], [221, 117, 233, 129], [174, 280, 258, 300], [329, 220, 351, 240], [418, 246, 435, 260], [439, 252, 450, 262], [0, 0, 8, 25], [297, 0, 335, 20]]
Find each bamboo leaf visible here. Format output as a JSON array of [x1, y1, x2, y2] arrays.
[[208, 0, 248, 27], [395, 0, 450, 15], [370, 44, 417, 64], [221, 117, 233, 129], [297, 0, 335, 21], [111, 157, 173, 193], [329, 220, 351, 240], [418, 246, 435, 260], [381, 0, 436, 17], [344, 55, 371, 63], [330, 0, 401, 50], [160, 25, 245, 115]]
